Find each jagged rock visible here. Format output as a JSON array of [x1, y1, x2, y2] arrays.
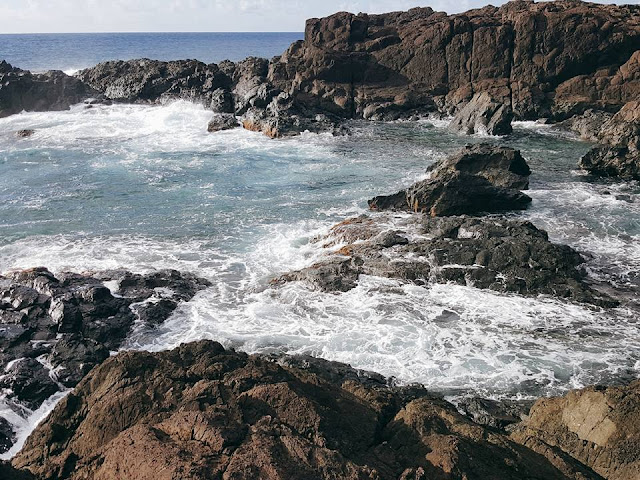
[[511, 381, 640, 480], [458, 397, 534, 431], [0, 416, 17, 454], [448, 92, 513, 135], [77, 59, 233, 109], [579, 101, 640, 179], [207, 113, 239, 132], [0, 358, 59, 410], [0, 267, 210, 437], [12, 341, 601, 480], [276, 214, 616, 307], [0, 461, 33, 480], [559, 109, 614, 142], [0, 61, 94, 118], [369, 144, 532, 215]]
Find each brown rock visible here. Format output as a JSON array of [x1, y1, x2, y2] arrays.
[[12, 341, 601, 480], [511, 381, 640, 480]]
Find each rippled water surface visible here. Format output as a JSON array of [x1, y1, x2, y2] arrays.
[[1, 102, 639, 403]]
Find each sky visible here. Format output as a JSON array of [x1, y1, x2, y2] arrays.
[[0, 0, 636, 33]]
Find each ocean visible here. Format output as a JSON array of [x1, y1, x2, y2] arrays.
[[0, 32, 304, 73], [1, 34, 640, 457]]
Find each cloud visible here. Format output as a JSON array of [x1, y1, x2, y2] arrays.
[[0, 0, 636, 33]]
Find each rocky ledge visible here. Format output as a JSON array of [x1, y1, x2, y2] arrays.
[[0, 267, 210, 453], [9, 340, 615, 480]]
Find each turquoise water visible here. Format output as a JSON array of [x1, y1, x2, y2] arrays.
[[0, 101, 639, 400], [0, 32, 303, 72]]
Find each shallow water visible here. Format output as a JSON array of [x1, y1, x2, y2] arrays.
[[0, 101, 639, 406]]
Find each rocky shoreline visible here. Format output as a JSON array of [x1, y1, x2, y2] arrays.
[[1, 0, 640, 478]]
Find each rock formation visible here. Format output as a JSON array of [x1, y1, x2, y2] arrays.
[[448, 92, 514, 135], [275, 214, 614, 306], [11, 340, 602, 480], [512, 381, 640, 480], [0, 61, 95, 118], [369, 144, 532, 215], [207, 113, 239, 132], [0, 267, 210, 453], [578, 101, 640, 179]]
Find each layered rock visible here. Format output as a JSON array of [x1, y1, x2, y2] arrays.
[[369, 144, 532, 215], [512, 381, 640, 480], [578, 101, 640, 179], [275, 214, 614, 306], [12, 340, 601, 480], [0, 267, 210, 453], [0, 61, 95, 118], [448, 92, 514, 135]]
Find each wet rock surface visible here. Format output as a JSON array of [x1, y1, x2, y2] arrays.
[[207, 113, 239, 132], [12, 340, 602, 480], [369, 144, 532, 215], [0, 61, 95, 118], [511, 381, 640, 480], [275, 214, 615, 306], [0, 267, 210, 453], [578, 101, 640, 180]]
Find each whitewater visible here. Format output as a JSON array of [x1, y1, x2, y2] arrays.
[[1, 102, 639, 450]]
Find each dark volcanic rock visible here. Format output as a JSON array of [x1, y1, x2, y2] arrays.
[[77, 59, 234, 110], [458, 397, 534, 431], [0, 267, 210, 451], [0, 461, 33, 480], [15, 129, 35, 138], [207, 113, 239, 132], [276, 214, 615, 307], [579, 101, 640, 179], [0, 415, 17, 453], [12, 340, 601, 480], [448, 92, 513, 135], [369, 144, 532, 215], [0, 61, 94, 118], [511, 381, 640, 480]]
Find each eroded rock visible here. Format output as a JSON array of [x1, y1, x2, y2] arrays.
[[12, 341, 601, 480], [448, 92, 513, 135], [207, 113, 239, 132]]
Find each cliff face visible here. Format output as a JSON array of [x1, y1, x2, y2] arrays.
[[269, 0, 640, 121]]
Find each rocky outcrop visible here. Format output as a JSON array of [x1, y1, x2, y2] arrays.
[[0, 61, 95, 118], [512, 381, 640, 480], [275, 214, 615, 306], [12, 340, 601, 480], [207, 113, 239, 132], [77, 59, 234, 110], [578, 101, 640, 179], [448, 92, 514, 135], [369, 144, 531, 215], [0, 267, 210, 453]]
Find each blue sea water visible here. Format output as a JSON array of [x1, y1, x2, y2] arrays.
[[0, 32, 303, 72]]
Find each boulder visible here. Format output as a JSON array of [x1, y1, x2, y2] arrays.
[[0, 358, 59, 410], [275, 214, 616, 307], [579, 101, 640, 179], [207, 113, 239, 132], [0, 61, 94, 118], [448, 92, 513, 135], [511, 381, 640, 480], [12, 341, 601, 480], [369, 144, 532, 215], [16, 129, 35, 138]]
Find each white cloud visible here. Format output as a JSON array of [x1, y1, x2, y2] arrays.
[[0, 0, 636, 33]]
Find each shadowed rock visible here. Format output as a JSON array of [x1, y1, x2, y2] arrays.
[[11, 341, 602, 480], [369, 144, 532, 215], [207, 113, 239, 132]]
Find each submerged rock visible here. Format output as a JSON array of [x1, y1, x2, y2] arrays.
[[275, 214, 616, 307], [369, 144, 532, 215], [448, 92, 513, 136], [15, 129, 35, 138], [0, 267, 210, 453], [0, 61, 94, 118], [12, 340, 601, 480], [579, 101, 640, 179], [511, 381, 640, 480]]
